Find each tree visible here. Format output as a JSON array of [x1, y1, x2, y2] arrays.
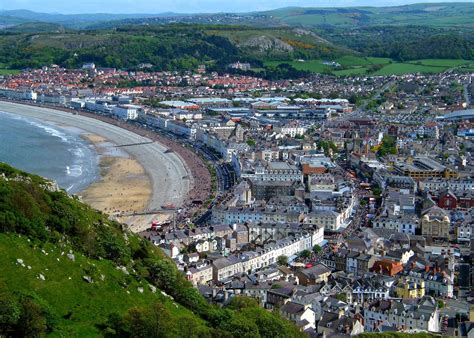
[[0, 288, 20, 335], [312, 245, 322, 254], [228, 296, 259, 310], [17, 298, 47, 337], [246, 138, 256, 147], [277, 255, 288, 266], [117, 303, 178, 337], [219, 313, 260, 338], [299, 250, 311, 259], [378, 135, 397, 157], [372, 186, 382, 197]]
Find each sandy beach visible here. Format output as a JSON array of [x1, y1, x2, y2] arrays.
[[78, 133, 152, 221], [0, 101, 191, 232]]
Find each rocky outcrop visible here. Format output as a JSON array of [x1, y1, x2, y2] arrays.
[[238, 35, 294, 52]]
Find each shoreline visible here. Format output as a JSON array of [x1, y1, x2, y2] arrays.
[[78, 133, 152, 222], [0, 100, 192, 232], [0, 99, 212, 208]]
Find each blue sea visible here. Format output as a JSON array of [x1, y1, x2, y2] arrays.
[[0, 111, 99, 193]]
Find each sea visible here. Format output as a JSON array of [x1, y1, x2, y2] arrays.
[[0, 111, 99, 193]]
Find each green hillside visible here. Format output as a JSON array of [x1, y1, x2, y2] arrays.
[[205, 26, 349, 60], [265, 3, 474, 28], [0, 7, 473, 78], [319, 25, 474, 62], [2, 22, 66, 33], [0, 24, 352, 79], [0, 163, 303, 337], [0, 15, 30, 28], [265, 57, 474, 77], [0, 25, 240, 71]]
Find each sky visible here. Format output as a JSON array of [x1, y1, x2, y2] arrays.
[[1, 0, 472, 14]]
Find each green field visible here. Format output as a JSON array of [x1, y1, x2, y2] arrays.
[[406, 59, 472, 67], [333, 67, 369, 76], [0, 69, 21, 75], [335, 56, 391, 67], [265, 59, 330, 72], [373, 63, 447, 76], [265, 57, 473, 77], [266, 3, 474, 28]]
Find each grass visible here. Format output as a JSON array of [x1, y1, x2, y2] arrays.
[[373, 63, 448, 76], [405, 59, 473, 67], [0, 69, 21, 75], [0, 233, 194, 336], [365, 57, 393, 65], [265, 56, 474, 77], [333, 67, 370, 76], [265, 59, 330, 73], [335, 56, 373, 67], [269, 3, 474, 28]]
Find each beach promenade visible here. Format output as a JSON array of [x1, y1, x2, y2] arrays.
[[0, 101, 191, 231]]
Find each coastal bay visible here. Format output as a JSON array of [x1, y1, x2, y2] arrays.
[[0, 101, 191, 232]]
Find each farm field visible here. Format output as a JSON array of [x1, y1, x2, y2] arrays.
[[406, 59, 473, 67], [265, 59, 330, 73], [0, 69, 21, 75], [333, 67, 369, 76], [264, 57, 473, 77], [335, 56, 392, 66], [373, 63, 447, 76]]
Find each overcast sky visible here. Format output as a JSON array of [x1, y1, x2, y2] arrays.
[[1, 0, 472, 14]]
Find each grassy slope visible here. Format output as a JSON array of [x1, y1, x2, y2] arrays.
[[265, 57, 473, 76], [0, 234, 193, 337], [0, 163, 303, 337], [0, 69, 21, 75], [205, 26, 348, 58], [264, 60, 329, 73], [266, 3, 474, 28]]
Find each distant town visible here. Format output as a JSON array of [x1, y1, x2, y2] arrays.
[[0, 61, 473, 336]]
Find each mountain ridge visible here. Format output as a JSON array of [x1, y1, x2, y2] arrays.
[[2, 2, 474, 29]]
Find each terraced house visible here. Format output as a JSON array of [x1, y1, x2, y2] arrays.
[[364, 296, 440, 333]]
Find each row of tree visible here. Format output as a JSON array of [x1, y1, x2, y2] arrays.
[[323, 26, 474, 61]]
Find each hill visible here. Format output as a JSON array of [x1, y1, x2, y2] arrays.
[[264, 3, 474, 28], [1, 22, 66, 33], [204, 26, 350, 60], [0, 15, 30, 29], [0, 24, 352, 78], [3, 3, 474, 31], [0, 163, 303, 337], [0, 10, 177, 29], [1, 4, 473, 77], [319, 25, 474, 61]]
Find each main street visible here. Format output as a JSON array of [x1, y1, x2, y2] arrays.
[[312, 158, 370, 263]]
